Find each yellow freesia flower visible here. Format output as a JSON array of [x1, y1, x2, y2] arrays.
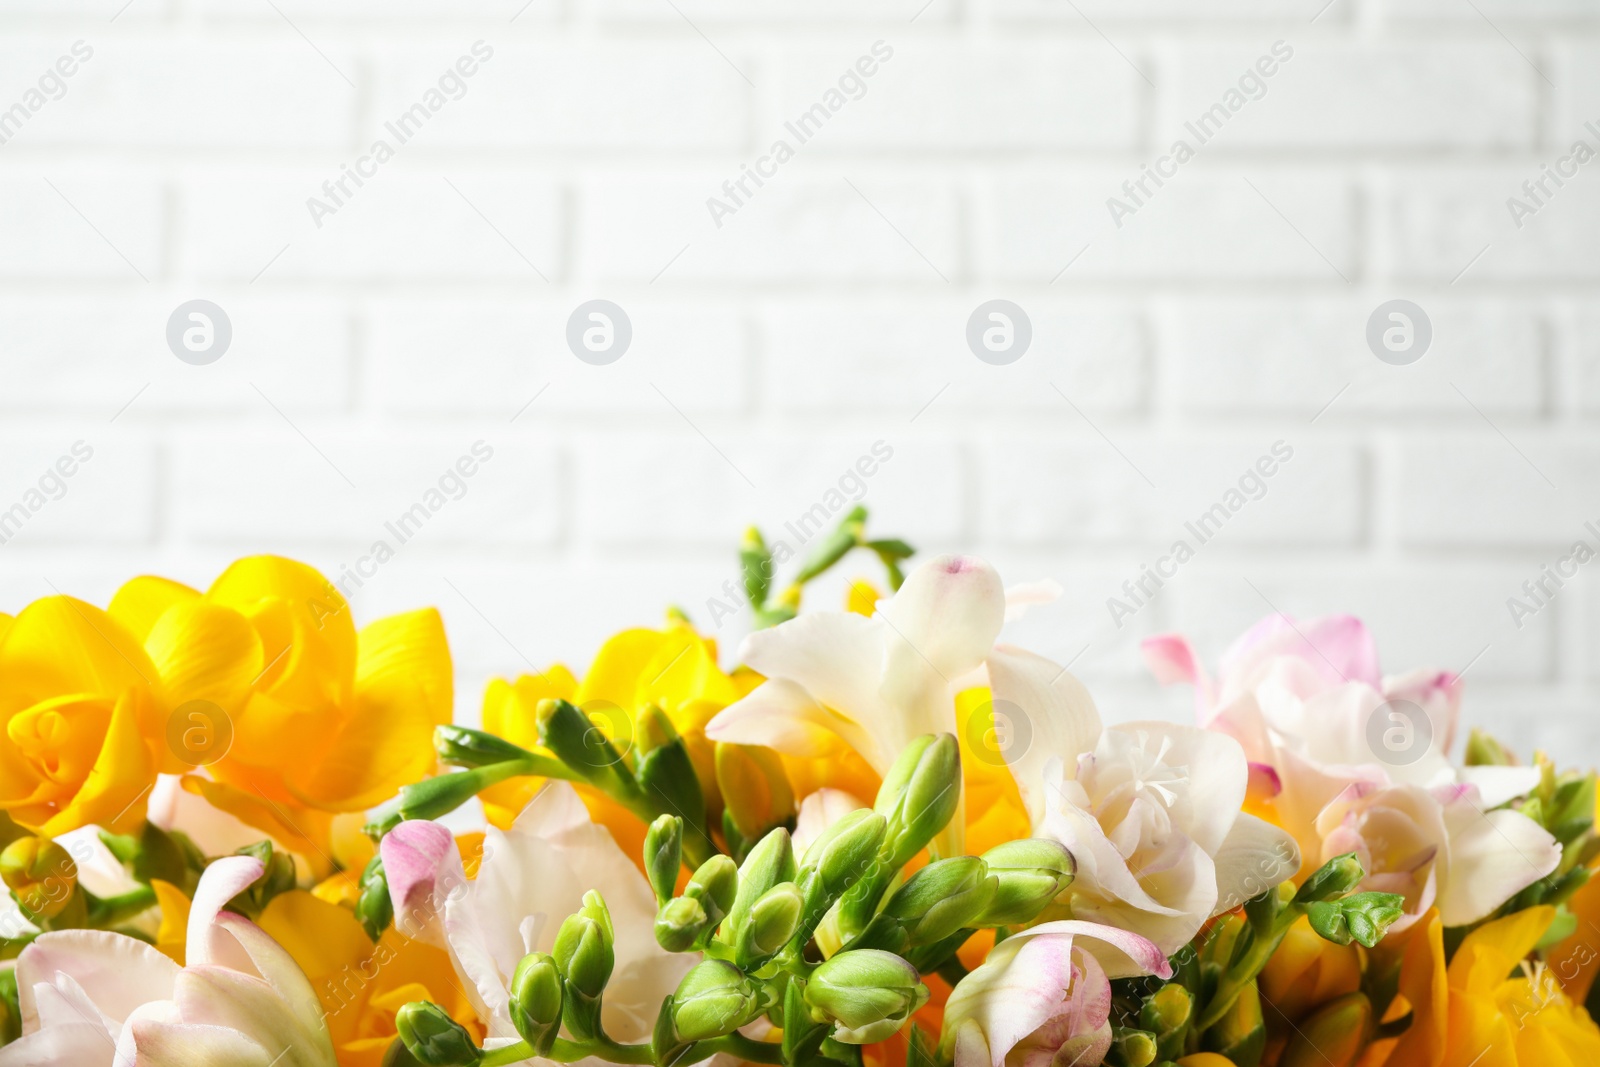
[[1384, 906, 1600, 1066], [109, 555, 453, 857], [0, 595, 171, 836]]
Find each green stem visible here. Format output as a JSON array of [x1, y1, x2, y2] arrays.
[[480, 1036, 655, 1066], [702, 1032, 785, 1064], [1195, 907, 1300, 1032], [87, 885, 158, 927]]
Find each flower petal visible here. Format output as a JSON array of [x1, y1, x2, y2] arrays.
[[187, 855, 266, 970], [707, 678, 881, 766], [127, 1020, 277, 1067], [17, 929, 179, 1031], [108, 575, 201, 645], [1212, 813, 1301, 914], [1437, 800, 1560, 927], [985, 645, 1102, 826], [0, 1023, 116, 1067], [381, 819, 465, 947]]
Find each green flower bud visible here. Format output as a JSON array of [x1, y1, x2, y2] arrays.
[[794, 506, 865, 585], [875, 734, 960, 867], [509, 951, 564, 1054], [537, 699, 636, 794], [1109, 1027, 1156, 1067], [434, 724, 535, 768], [1293, 853, 1365, 904], [655, 894, 710, 953], [635, 713, 708, 842], [397, 766, 518, 824], [356, 855, 393, 942], [736, 881, 804, 966], [741, 526, 773, 607], [804, 950, 929, 1044], [672, 960, 763, 1041], [977, 838, 1076, 926], [553, 892, 615, 998], [684, 854, 738, 928], [1304, 892, 1405, 949], [801, 810, 887, 895], [1280, 993, 1371, 1067], [644, 815, 683, 906], [1, 837, 77, 920], [395, 1001, 481, 1066], [1202, 979, 1264, 1067], [883, 857, 997, 945], [726, 827, 797, 936], [1140, 983, 1194, 1063], [1464, 727, 1515, 767]]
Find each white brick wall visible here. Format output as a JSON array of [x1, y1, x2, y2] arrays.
[[2, 0, 1597, 757]]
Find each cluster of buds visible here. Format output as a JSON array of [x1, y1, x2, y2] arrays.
[[389, 732, 1083, 1067], [1101, 853, 1405, 1067]]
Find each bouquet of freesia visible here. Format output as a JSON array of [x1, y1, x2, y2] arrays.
[[3, 509, 1598, 1067]]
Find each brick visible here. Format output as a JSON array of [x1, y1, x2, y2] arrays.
[[977, 437, 1363, 548], [1382, 168, 1600, 282], [0, 39, 356, 148], [1384, 0, 1600, 21], [194, 0, 555, 19], [1562, 304, 1600, 413], [762, 301, 1146, 415], [371, 43, 747, 150], [597, 0, 956, 22], [0, 296, 351, 414], [180, 171, 562, 281], [366, 298, 748, 415], [0, 174, 162, 280], [0, 432, 156, 547], [575, 435, 963, 548], [581, 173, 960, 282], [1168, 299, 1545, 417], [1166, 563, 1557, 684], [988, 0, 1340, 21], [770, 42, 1141, 151], [1159, 42, 1536, 149], [1397, 437, 1600, 547], [169, 431, 562, 547], [1555, 44, 1600, 152], [985, 171, 1356, 282]]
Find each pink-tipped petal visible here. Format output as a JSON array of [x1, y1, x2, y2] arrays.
[[1140, 634, 1202, 688], [16, 929, 180, 1032], [1247, 762, 1283, 801], [185, 856, 264, 970]]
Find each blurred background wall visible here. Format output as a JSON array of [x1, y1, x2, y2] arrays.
[[1, 0, 1595, 754]]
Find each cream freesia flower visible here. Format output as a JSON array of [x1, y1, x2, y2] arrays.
[[0, 855, 336, 1067], [380, 782, 691, 1059]]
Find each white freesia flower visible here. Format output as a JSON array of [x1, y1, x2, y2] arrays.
[[707, 554, 1009, 856], [381, 781, 691, 1061], [0, 856, 335, 1067]]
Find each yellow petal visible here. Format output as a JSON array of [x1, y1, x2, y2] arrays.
[[482, 670, 576, 750], [108, 576, 200, 645], [0, 613, 14, 646], [286, 609, 453, 812], [40, 686, 160, 836], [1385, 910, 1448, 1067], [0, 595, 161, 709], [312, 869, 362, 909], [258, 890, 374, 1005], [178, 774, 334, 876], [144, 601, 263, 720], [641, 627, 740, 723], [208, 555, 357, 709], [151, 878, 192, 964], [1450, 905, 1555, 996]]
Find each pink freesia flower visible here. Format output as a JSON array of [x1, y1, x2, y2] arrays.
[[1143, 614, 1553, 927], [0, 856, 335, 1067], [940, 921, 1172, 1067]]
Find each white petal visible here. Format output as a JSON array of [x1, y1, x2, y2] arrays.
[[0, 1023, 117, 1067], [986, 646, 1102, 826], [706, 678, 882, 768], [1103, 722, 1246, 856], [1211, 813, 1301, 914], [1457, 765, 1543, 809], [1437, 800, 1560, 927], [17, 929, 179, 1032], [128, 1021, 277, 1067], [1003, 579, 1062, 623], [185, 856, 265, 971], [878, 558, 1005, 750], [737, 612, 888, 732]]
